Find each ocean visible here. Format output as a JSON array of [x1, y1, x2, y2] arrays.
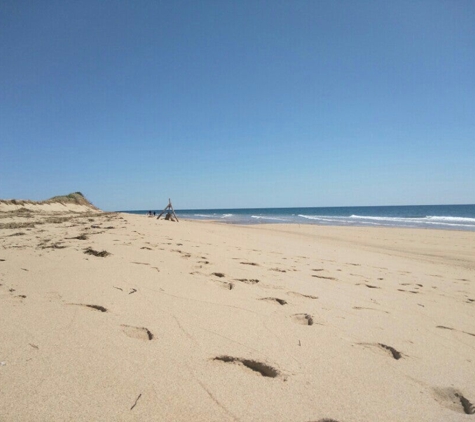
[[122, 204, 475, 231]]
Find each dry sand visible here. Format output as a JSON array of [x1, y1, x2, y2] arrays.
[[1, 204, 474, 421]]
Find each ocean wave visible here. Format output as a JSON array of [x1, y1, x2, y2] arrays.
[[298, 214, 318, 220], [350, 215, 418, 222], [426, 216, 475, 223], [297, 213, 475, 229], [423, 221, 475, 228], [350, 215, 475, 225], [251, 215, 288, 222], [299, 214, 398, 226], [298, 214, 348, 221]]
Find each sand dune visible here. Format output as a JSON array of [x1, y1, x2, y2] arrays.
[[1, 202, 474, 421]]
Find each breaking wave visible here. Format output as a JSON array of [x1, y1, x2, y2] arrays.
[[251, 215, 288, 222], [298, 214, 475, 229]]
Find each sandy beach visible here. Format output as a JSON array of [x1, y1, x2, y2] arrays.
[[1, 200, 474, 421]]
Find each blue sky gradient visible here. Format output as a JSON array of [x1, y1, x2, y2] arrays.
[[1, 0, 474, 210]]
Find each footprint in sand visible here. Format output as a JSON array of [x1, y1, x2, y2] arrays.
[[234, 278, 260, 285], [259, 297, 287, 305], [364, 284, 380, 289], [72, 304, 108, 312], [287, 291, 318, 300], [432, 387, 475, 414], [213, 356, 282, 378], [359, 343, 403, 360], [213, 280, 234, 290], [377, 343, 402, 360], [121, 325, 154, 341], [291, 313, 314, 326], [397, 289, 418, 294], [312, 275, 335, 280]]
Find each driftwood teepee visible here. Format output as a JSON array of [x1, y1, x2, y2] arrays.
[[157, 198, 179, 222]]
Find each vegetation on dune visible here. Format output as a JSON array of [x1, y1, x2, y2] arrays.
[[0, 192, 99, 210], [49, 192, 84, 200], [46, 192, 94, 206]]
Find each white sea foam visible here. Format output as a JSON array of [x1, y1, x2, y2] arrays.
[[298, 214, 317, 220], [424, 221, 475, 228], [251, 215, 288, 222], [296, 213, 475, 230], [426, 216, 475, 223], [349, 215, 475, 226], [298, 214, 324, 220], [350, 215, 415, 222], [349, 214, 475, 222], [298, 214, 348, 221], [221, 214, 233, 218]]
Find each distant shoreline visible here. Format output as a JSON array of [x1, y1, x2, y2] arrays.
[[121, 204, 475, 232]]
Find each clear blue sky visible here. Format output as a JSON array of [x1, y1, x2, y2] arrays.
[[1, 0, 474, 211]]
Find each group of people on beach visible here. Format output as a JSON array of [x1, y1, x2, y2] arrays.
[[147, 211, 156, 217]]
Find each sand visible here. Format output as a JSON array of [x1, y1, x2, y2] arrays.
[[1, 204, 474, 421]]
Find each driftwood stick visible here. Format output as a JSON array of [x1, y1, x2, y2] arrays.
[[157, 203, 170, 220], [157, 199, 178, 221], [169, 200, 179, 222]]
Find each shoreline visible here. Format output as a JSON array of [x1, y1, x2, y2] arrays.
[[152, 216, 475, 233], [123, 203, 475, 232], [1, 206, 474, 421]]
